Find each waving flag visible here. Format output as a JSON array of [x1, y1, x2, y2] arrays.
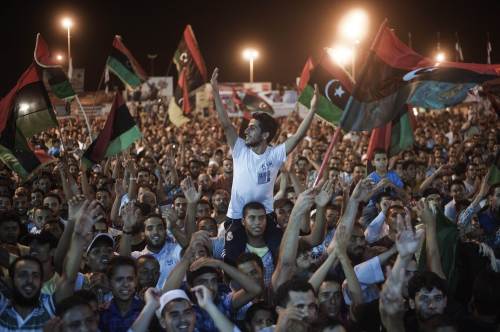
[[106, 35, 147, 88]]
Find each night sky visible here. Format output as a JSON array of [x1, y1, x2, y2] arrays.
[[2, 0, 500, 96]]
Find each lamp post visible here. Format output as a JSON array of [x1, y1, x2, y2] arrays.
[[242, 48, 259, 83], [61, 17, 73, 79], [339, 9, 368, 80]]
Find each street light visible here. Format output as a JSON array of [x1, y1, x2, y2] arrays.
[[338, 9, 368, 80], [56, 54, 64, 62], [435, 52, 446, 63], [61, 17, 73, 79], [326, 45, 353, 66], [242, 48, 259, 83]]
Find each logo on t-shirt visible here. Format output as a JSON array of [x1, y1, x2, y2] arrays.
[[257, 162, 272, 184]]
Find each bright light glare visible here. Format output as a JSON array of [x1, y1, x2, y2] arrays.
[[412, 107, 418, 116], [19, 103, 30, 112], [327, 45, 353, 65], [435, 52, 445, 62], [61, 17, 73, 29], [56, 54, 64, 61], [242, 48, 259, 61], [339, 9, 368, 43]]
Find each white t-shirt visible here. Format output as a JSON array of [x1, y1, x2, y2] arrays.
[[227, 138, 286, 219]]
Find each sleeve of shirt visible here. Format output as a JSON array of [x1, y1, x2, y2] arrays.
[[364, 211, 387, 244], [353, 256, 385, 285], [271, 143, 287, 165], [458, 202, 481, 228], [231, 137, 245, 159], [391, 172, 404, 188], [212, 237, 224, 260]]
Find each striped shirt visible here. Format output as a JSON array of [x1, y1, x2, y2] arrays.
[[0, 292, 55, 332]]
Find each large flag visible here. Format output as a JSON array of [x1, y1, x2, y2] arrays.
[[106, 35, 147, 89], [82, 93, 141, 167], [340, 24, 500, 132], [172, 25, 207, 113], [34, 33, 76, 100], [298, 55, 354, 125], [366, 105, 416, 160], [167, 98, 189, 127]]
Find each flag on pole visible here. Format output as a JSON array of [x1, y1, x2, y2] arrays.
[[34, 33, 76, 101], [298, 55, 354, 125], [455, 33, 464, 62], [167, 98, 190, 127], [106, 35, 147, 89], [82, 93, 142, 167], [172, 25, 207, 113], [340, 22, 500, 132]]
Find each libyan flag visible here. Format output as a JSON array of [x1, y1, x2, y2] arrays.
[[106, 35, 147, 89], [34, 33, 76, 100], [172, 25, 207, 113], [340, 25, 500, 132], [298, 55, 354, 125], [82, 93, 142, 167], [366, 105, 417, 160]]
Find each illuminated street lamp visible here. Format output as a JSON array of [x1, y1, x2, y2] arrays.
[[326, 45, 353, 66], [435, 52, 446, 63], [338, 9, 368, 80], [242, 48, 259, 83], [56, 54, 64, 62], [61, 17, 73, 79]]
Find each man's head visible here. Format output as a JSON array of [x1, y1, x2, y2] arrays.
[[157, 290, 196, 332], [197, 217, 218, 237], [372, 149, 388, 172], [449, 180, 466, 201], [106, 256, 137, 302], [236, 252, 264, 286], [30, 189, 44, 209], [188, 159, 202, 179], [386, 205, 406, 233], [38, 175, 52, 193], [245, 113, 278, 147], [197, 173, 213, 192], [403, 160, 417, 180], [296, 240, 313, 271], [408, 271, 448, 321], [0, 195, 12, 213], [488, 184, 500, 212], [274, 198, 293, 229], [196, 200, 211, 219], [9, 256, 43, 307], [347, 224, 366, 261], [137, 255, 160, 289], [222, 158, 233, 175], [318, 275, 343, 319], [352, 164, 366, 182], [13, 193, 29, 216], [0, 212, 21, 244], [187, 266, 220, 298], [43, 193, 61, 217], [144, 215, 167, 251], [34, 206, 52, 230], [325, 204, 340, 229], [242, 202, 267, 239], [276, 278, 318, 325], [137, 168, 151, 186], [173, 195, 187, 220], [56, 295, 99, 332], [85, 233, 114, 273], [28, 231, 58, 265], [95, 188, 112, 211], [245, 302, 276, 332], [211, 189, 229, 214]]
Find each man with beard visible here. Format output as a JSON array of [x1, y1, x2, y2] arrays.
[[211, 189, 229, 231], [0, 199, 99, 330], [211, 68, 319, 265], [130, 214, 181, 288], [136, 255, 160, 298], [444, 180, 467, 222], [13, 192, 29, 225], [214, 158, 233, 193]]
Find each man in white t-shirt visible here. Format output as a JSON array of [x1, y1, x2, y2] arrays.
[[210, 68, 319, 264]]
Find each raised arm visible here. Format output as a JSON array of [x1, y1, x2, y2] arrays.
[[272, 187, 316, 290], [210, 68, 238, 149], [130, 288, 161, 332], [119, 202, 137, 257], [180, 176, 201, 245], [192, 285, 237, 332], [284, 84, 319, 154], [417, 198, 445, 279], [302, 179, 334, 246]]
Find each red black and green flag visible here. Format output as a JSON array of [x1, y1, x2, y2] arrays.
[[82, 92, 142, 167], [34, 33, 76, 100], [172, 25, 207, 114], [340, 24, 500, 132], [106, 35, 147, 89], [366, 105, 417, 160], [298, 55, 354, 125]]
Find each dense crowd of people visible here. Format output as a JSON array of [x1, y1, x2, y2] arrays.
[[0, 68, 499, 332]]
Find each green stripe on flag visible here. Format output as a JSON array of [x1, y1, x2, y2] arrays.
[[105, 125, 142, 157], [389, 112, 414, 156], [0, 144, 30, 179], [51, 80, 75, 100], [298, 85, 343, 124], [107, 57, 141, 88]]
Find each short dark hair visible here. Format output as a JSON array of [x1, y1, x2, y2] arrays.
[[43, 193, 61, 204], [274, 198, 293, 210], [9, 256, 43, 281], [408, 271, 447, 300], [275, 278, 316, 308], [73, 289, 98, 304], [242, 202, 266, 219], [373, 148, 387, 157], [106, 256, 137, 280], [236, 252, 264, 272], [449, 180, 465, 191], [186, 266, 220, 287], [56, 294, 92, 317], [245, 301, 276, 325], [422, 188, 441, 198], [252, 112, 278, 143]]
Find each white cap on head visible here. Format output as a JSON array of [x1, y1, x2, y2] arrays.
[[156, 289, 192, 319]]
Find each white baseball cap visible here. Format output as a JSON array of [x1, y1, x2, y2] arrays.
[[156, 289, 192, 319]]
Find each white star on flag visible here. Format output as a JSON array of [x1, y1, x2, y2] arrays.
[[334, 86, 345, 98]]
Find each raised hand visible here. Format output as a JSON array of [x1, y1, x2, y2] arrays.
[[210, 68, 219, 91], [114, 179, 125, 197], [189, 257, 220, 271], [332, 223, 350, 255], [161, 206, 179, 229], [143, 287, 161, 309], [293, 186, 318, 216], [73, 200, 101, 237], [180, 176, 201, 204], [415, 198, 435, 226], [68, 194, 87, 221], [192, 285, 214, 309], [315, 179, 334, 207], [276, 306, 304, 328], [395, 214, 424, 258], [351, 178, 375, 203], [121, 202, 137, 231]]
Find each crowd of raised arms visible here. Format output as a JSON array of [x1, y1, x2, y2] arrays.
[[0, 68, 499, 332]]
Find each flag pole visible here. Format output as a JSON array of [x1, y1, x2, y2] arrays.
[[312, 18, 388, 187], [74, 95, 93, 141]]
